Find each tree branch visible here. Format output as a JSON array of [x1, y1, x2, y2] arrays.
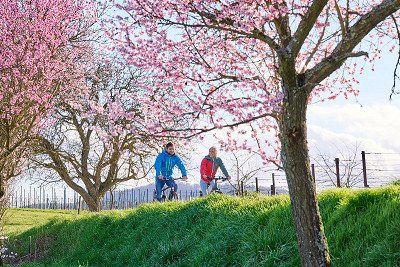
[[154, 112, 277, 139], [193, 9, 280, 51], [306, 0, 400, 89], [390, 14, 400, 100], [289, 0, 329, 57]]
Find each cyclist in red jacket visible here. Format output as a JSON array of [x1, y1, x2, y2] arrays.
[[200, 147, 231, 196]]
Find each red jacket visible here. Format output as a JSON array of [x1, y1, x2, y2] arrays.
[[200, 156, 229, 184]]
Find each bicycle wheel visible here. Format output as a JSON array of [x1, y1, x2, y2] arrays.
[[168, 189, 174, 201], [161, 192, 167, 202], [153, 189, 157, 202]]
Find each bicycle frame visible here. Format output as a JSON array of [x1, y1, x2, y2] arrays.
[[161, 185, 178, 201], [207, 176, 228, 194], [155, 177, 186, 202]]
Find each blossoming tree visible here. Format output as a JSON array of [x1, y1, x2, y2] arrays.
[[110, 0, 400, 265], [0, 0, 95, 198], [34, 62, 161, 211]]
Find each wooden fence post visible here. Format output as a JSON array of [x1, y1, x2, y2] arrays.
[[335, 158, 341, 187], [361, 151, 369, 187], [78, 196, 82, 214], [29, 186, 31, 208], [109, 190, 113, 210], [63, 187, 67, 209], [20, 186, 22, 208], [43, 187, 46, 209], [271, 173, 276, 196], [39, 186, 42, 209], [33, 188, 36, 208], [255, 178, 259, 193]]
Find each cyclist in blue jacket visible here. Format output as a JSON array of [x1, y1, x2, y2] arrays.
[[154, 142, 188, 201]]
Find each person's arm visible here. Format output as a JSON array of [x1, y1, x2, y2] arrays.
[[218, 158, 230, 178], [154, 154, 163, 178], [200, 158, 207, 178], [175, 155, 187, 177]]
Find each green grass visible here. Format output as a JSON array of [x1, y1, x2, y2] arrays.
[[3, 209, 84, 237], [3, 185, 400, 267]]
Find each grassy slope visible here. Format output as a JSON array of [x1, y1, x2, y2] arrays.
[[3, 209, 83, 237], [3, 185, 400, 267]]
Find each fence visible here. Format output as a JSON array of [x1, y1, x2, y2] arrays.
[[8, 187, 207, 210], [311, 151, 400, 188], [8, 150, 400, 211]]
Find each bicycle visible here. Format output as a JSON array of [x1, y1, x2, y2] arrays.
[[201, 176, 229, 196], [153, 177, 187, 202]]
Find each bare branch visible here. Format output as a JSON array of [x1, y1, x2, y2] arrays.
[[390, 14, 400, 100], [306, 0, 400, 89]]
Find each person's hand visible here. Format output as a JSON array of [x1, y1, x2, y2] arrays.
[[182, 176, 188, 181], [158, 175, 165, 180], [202, 174, 208, 179], [227, 176, 231, 181]]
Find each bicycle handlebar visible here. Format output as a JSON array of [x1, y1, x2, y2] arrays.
[[207, 176, 229, 181], [159, 176, 188, 181], [173, 177, 188, 180]]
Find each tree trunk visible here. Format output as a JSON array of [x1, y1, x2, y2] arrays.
[[0, 176, 5, 200], [87, 199, 101, 212], [279, 88, 331, 267], [81, 194, 102, 212], [109, 190, 114, 210]]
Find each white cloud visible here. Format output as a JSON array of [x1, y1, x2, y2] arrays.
[[308, 103, 400, 153], [308, 103, 400, 186]]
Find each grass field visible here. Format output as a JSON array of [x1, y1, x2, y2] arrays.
[[2, 185, 400, 266]]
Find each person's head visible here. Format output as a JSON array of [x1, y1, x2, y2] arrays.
[[209, 146, 217, 158], [165, 142, 175, 155]]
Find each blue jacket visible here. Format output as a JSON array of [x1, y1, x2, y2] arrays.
[[154, 150, 187, 179]]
